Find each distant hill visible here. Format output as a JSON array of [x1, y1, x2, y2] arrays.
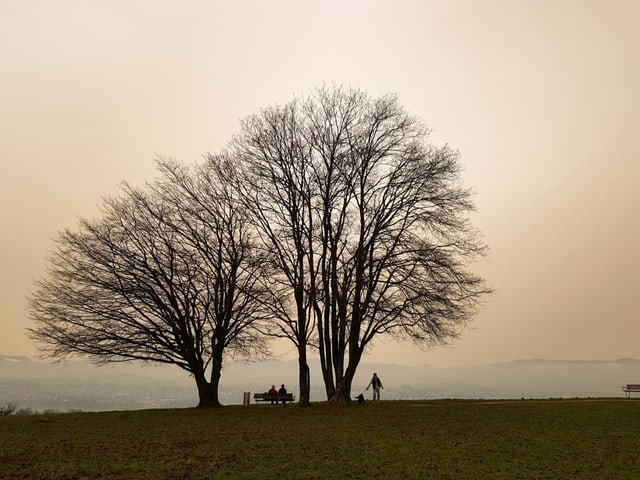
[[1, 355, 639, 411], [0, 354, 189, 383]]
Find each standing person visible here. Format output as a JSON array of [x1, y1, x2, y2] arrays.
[[366, 373, 384, 401], [278, 384, 288, 407]]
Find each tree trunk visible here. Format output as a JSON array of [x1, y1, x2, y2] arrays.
[[326, 348, 362, 405], [194, 345, 222, 408], [297, 347, 311, 406], [327, 374, 352, 405], [195, 374, 221, 408], [317, 308, 335, 400]]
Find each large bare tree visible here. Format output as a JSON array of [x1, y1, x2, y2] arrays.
[[218, 101, 318, 406], [28, 161, 269, 407], [228, 86, 490, 404]]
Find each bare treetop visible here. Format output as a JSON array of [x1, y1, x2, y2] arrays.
[[29, 86, 490, 407], [224, 86, 491, 403], [29, 161, 271, 407]]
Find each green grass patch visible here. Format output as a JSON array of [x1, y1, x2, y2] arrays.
[[1, 399, 639, 479]]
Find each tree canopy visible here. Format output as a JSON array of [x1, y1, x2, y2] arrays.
[[29, 86, 490, 406], [29, 161, 270, 407], [224, 86, 490, 403]]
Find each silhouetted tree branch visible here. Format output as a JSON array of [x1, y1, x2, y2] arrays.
[[227, 86, 491, 404], [28, 162, 269, 407], [220, 100, 318, 405]]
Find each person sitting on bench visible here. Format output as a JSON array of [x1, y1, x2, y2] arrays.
[[268, 385, 278, 405], [278, 384, 288, 407]]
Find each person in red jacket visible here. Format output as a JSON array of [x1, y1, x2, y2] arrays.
[[267, 385, 278, 405]]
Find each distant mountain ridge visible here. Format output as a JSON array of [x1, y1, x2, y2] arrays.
[[3, 354, 640, 376], [505, 358, 640, 366], [0, 355, 31, 362], [0, 354, 190, 383], [2, 355, 639, 411]]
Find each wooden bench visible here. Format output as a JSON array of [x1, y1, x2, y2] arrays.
[[253, 393, 295, 404], [622, 384, 640, 398]]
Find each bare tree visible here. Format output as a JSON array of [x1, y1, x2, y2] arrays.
[[229, 86, 491, 404], [0, 402, 17, 416], [28, 162, 269, 407], [220, 101, 318, 406]]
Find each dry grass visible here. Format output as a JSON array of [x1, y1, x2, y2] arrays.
[[1, 399, 639, 479]]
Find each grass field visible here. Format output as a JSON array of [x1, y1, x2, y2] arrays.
[[1, 399, 639, 479]]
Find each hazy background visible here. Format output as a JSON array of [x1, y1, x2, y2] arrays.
[[3, 355, 639, 410], [1, 0, 639, 372]]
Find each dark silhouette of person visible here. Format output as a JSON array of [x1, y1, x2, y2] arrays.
[[278, 384, 288, 407], [366, 372, 384, 401]]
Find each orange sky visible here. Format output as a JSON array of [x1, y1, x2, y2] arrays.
[[1, 0, 638, 367]]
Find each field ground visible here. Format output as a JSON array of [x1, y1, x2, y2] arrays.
[[1, 399, 639, 479]]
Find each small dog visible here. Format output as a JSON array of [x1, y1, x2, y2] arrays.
[[356, 393, 365, 404]]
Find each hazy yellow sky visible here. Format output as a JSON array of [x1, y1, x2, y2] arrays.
[[1, 0, 638, 367]]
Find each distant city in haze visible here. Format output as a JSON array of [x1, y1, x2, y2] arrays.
[[2, 355, 638, 413]]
